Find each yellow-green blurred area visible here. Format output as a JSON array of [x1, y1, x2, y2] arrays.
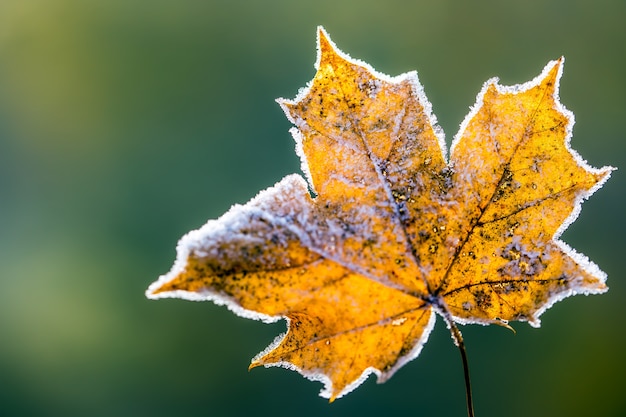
[[0, 0, 623, 416]]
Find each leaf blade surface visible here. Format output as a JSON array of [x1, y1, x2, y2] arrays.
[[147, 27, 612, 401]]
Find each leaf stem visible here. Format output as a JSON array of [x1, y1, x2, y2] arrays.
[[449, 321, 475, 417]]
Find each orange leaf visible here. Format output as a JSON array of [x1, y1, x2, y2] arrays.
[[147, 27, 613, 402]]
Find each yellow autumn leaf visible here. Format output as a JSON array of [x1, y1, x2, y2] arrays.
[[147, 27, 613, 406]]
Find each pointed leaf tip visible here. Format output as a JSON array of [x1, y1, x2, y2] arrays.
[[316, 26, 339, 67], [317, 25, 331, 49], [147, 278, 172, 297], [146, 281, 164, 298], [542, 57, 564, 91]]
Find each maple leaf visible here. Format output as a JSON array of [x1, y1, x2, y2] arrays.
[[147, 27, 613, 405]]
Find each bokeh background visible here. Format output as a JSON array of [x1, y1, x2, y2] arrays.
[[0, 1, 624, 416]]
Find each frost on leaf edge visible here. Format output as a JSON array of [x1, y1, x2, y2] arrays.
[[449, 57, 614, 328]]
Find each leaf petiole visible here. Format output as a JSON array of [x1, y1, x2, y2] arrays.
[[448, 319, 475, 417]]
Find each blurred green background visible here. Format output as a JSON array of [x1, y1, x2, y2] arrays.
[[0, 0, 624, 416]]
